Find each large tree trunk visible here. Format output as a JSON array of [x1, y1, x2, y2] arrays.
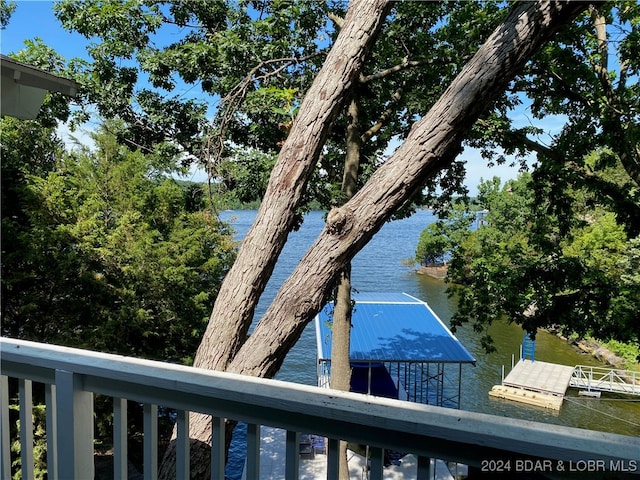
[[160, 2, 587, 478], [224, 1, 588, 380], [159, 1, 390, 478], [192, 0, 391, 374]]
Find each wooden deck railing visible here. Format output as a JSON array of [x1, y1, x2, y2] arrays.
[[1, 337, 639, 479]]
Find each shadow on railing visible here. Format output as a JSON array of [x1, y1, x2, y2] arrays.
[[1, 338, 639, 479]]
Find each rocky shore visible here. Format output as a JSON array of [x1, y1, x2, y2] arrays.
[[573, 338, 628, 368], [417, 264, 448, 279], [550, 328, 629, 369]]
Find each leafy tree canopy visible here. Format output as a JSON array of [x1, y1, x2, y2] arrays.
[[406, 2, 640, 353], [0, 0, 16, 29], [415, 203, 474, 266], [6, 0, 637, 357], [1, 118, 236, 363], [49, 0, 515, 211], [444, 170, 639, 353]]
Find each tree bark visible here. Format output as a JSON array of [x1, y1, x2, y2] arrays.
[[160, 1, 587, 478], [192, 0, 390, 373], [225, 1, 589, 380], [330, 96, 362, 480], [332, 267, 353, 480], [159, 1, 390, 478]]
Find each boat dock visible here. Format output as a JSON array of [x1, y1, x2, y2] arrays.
[[490, 359, 640, 410], [490, 359, 574, 410]]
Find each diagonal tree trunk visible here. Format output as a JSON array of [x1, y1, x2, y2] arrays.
[[159, 2, 391, 477], [224, 1, 589, 380], [160, 2, 587, 478], [192, 0, 391, 374]]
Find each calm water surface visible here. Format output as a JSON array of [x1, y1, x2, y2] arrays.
[[220, 210, 640, 438]]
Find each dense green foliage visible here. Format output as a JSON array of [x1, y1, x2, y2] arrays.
[[5, 0, 638, 360], [437, 172, 639, 353], [49, 1, 517, 214], [415, 204, 474, 266], [52, 0, 334, 192], [414, 2, 640, 352], [1, 117, 236, 363]]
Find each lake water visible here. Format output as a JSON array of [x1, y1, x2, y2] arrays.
[[220, 209, 639, 458]]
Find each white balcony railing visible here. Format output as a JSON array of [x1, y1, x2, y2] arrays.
[[1, 337, 639, 479]]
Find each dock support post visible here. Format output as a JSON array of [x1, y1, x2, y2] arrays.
[[0, 376, 10, 480]]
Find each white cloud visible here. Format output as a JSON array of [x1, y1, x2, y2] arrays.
[[56, 121, 95, 152], [461, 147, 533, 196], [175, 164, 209, 183]]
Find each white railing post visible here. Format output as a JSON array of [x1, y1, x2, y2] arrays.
[[368, 446, 384, 480], [113, 398, 127, 480], [19, 379, 34, 480], [143, 403, 158, 480], [285, 430, 300, 480], [176, 410, 190, 480], [326, 438, 339, 479], [0, 375, 11, 480], [245, 423, 260, 479], [211, 416, 225, 480], [44, 383, 58, 480], [417, 456, 431, 480], [55, 369, 94, 480]]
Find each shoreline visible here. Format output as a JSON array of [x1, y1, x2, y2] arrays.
[[558, 332, 632, 370], [416, 264, 448, 279], [417, 272, 637, 371]]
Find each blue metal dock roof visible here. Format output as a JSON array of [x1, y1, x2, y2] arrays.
[[315, 292, 476, 364]]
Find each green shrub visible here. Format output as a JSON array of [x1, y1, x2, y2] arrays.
[[10, 403, 48, 480]]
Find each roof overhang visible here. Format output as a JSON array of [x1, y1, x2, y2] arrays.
[[1, 54, 79, 120]]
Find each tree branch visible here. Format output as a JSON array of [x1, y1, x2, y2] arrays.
[[229, 0, 590, 379], [328, 11, 344, 29], [205, 50, 326, 179], [479, 119, 640, 236], [360, 58, 430, 83], [361, 86, 403, 143]]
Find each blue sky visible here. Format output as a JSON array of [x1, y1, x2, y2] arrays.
[[2, 1, 89, 61], [2, 1, 545, 195]]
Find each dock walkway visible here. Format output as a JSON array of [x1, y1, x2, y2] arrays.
[[503, 359, 575, 396], [571, 365, 640, 396]]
